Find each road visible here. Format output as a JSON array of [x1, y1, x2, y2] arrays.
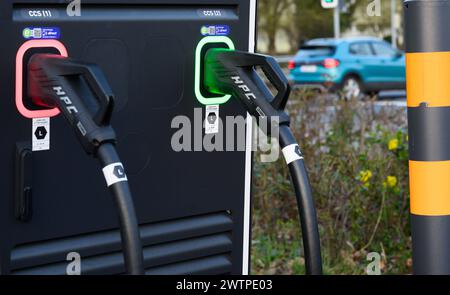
[[299, 90, 407, 108], [376, 90, 406, 107]]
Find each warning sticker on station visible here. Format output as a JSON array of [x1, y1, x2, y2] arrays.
[[32, 117, 50, 151], [205, 105, 219, 134]]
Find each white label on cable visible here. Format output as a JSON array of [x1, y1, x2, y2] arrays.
[[205, 105, 219, 134], [32, 117, 50, 151], [282, 144, 303, 165], [102, 162, 128, 187]]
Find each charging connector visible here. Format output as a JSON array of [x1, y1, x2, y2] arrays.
[[194, 36, 235, 105], [16, 40, 68, 118]]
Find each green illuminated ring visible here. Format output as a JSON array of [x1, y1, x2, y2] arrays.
[[195, 36, 235, 105]]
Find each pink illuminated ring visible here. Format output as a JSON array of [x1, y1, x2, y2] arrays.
[[15, 40, 68, 118]]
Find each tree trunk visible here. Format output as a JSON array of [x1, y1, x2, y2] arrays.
[[267, 33, 276, 55]]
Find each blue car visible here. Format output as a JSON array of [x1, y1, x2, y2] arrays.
[[288, 37, 406, 98]]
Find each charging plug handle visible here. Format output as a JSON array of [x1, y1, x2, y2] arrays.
[[204, 49, 291, 127], [28, 54, 116, 154]]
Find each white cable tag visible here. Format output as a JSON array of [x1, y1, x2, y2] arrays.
[[32, 117, 50, 152], [282, 144, 303, 165], [102, 162, 128, 187]]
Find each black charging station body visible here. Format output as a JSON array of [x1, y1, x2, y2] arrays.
[[0, 0, 256, 275]]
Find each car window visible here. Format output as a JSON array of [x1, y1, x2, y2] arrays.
[[349, 42, 373, 56], [372, 42, 397, 56], [297, 46, 335, 58]]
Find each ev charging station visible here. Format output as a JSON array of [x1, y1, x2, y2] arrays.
[[0, 0, 258, 275], [2, 0, 449, 278]]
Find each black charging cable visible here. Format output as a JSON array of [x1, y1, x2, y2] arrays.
[[204, 48, 323, 275], [279, 125, 322, 275], [28, 54, 145, 275], [97, 143, 144, 275]]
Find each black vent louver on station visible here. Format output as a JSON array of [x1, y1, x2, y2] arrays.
[[10, 212, 233, 275]]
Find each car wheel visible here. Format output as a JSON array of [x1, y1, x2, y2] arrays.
[[342, 76, 363, 100]]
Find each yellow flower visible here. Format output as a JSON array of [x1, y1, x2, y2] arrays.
[[386, 176, 397, 188], [359, 170, 373, 183], [388, 138, 399, 151]]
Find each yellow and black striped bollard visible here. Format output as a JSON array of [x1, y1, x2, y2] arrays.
[[405, 0, 450, 274]]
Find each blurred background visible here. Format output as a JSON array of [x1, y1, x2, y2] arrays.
[[251, 0, 410, 275], [257, 0, 403, 55]]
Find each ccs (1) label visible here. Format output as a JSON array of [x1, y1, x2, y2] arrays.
[[32, 117, 50, 152]]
